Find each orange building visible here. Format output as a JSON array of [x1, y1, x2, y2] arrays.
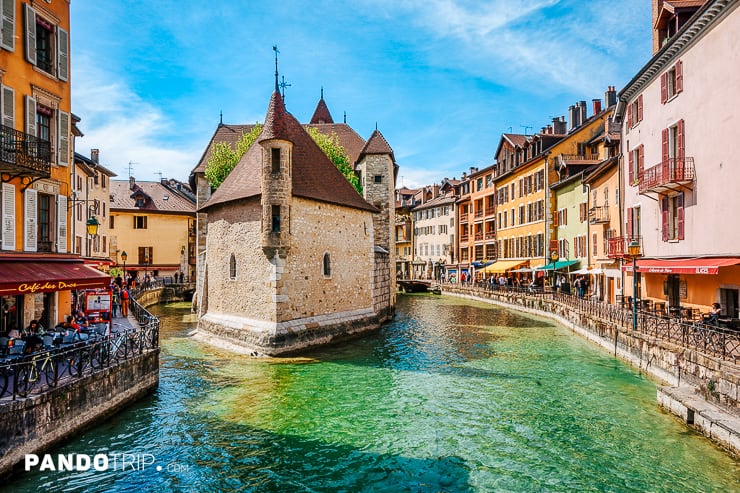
[[459, 165, 496, 280], [0, 1, 108, 333]]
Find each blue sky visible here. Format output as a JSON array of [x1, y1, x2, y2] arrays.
[[70, 0, 652, 188]]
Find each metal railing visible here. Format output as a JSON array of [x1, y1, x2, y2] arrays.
[[0, 298, 159, 401], [639, 157, 695, 194], [0, 123, 52, 176], [588, 206, 610, 224]]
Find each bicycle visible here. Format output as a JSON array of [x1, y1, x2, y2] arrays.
[[15, 349, 58, 397]]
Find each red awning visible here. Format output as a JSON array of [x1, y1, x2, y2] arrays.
[[623, 257, 740, 275], [0, 259, 111, 296]]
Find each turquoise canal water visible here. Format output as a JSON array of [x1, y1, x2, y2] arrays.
[[6, 295, 739, 492]]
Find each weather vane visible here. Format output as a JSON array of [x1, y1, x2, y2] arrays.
[[273, 45, 280, 92]]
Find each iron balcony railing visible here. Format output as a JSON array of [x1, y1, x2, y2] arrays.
[[485, 231, 496, 240], [0, 124, 52, 177], [485, 206, 495, 216], [607, 235, 642, 259], [588, 206, 610, 224], [639, 157, 695, 194], [560, 153, 600, 163]]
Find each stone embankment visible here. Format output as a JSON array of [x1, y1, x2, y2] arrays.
[[443, 285, 740, 458]]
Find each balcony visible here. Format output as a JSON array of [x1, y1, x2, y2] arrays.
[[560, 153, 601, 166], [474, 210, 483, 219], [639, 157, 695, 194], [0, 124, 52, 177], [460, 234, 469, 242], [485, 206, 495, 216], [485, 231, 496, 240], [474, 232, 483, 241], [588, 206, 610, 224], [460, 215, 468, 225], [607, 236, 642, 259]]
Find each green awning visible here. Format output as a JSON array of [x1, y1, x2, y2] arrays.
[[535, 260, 580, 271]]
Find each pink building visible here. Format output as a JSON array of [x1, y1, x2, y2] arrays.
[[616, 0, 740, 318]]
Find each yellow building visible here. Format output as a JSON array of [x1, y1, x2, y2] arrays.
[[109, 178, 196, 282], [0, 0, 110, 332], [489, 130, 563, 275], [73, 150, 116, 264]]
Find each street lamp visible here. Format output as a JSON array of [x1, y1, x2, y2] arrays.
[[121, 250, 127, 281], [628, 239, 642, 331], [86, 216, 100, 236]]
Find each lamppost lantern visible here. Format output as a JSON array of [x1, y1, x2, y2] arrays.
[[550, 250, 559, 263], [121, 250, 127, 279], [86, 216, 100, 236]]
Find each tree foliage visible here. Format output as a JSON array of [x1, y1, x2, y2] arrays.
[[306, 127, 362, 195], [205, 124, 263, 189]]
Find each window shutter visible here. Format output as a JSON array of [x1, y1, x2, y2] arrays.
[[24, 95, 36, 136], [638, 145, 645, 178], [24, 188, 37, 251], [57, 194, 67, 253], [675, 60, 683, 93], [626, 102, 632, 128], [637, 95, 643, 123], [628, 151, 634, 183], [564, 208, 567, 225], [660, 73, 667, 104], [626, 207, 633, 239], [1, 84, 13, 128], [661, 197, 669, 242], [1, 182, 15, 250], [1, 0, 15, 51], [661, 128, 669, 164], [57, 27, 69, 81], [677, 192, 685, 240], [677, 119, 685, 163], [23, 3, 35, 65], [58, 110, 70, 166], [552, 210, 558, 227]]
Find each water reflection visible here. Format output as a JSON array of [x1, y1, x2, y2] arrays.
[[6, 297, 739, 492]]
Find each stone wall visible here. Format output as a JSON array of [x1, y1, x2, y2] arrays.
[[0, 350, 159, 478], [373, 250, 394, 322]]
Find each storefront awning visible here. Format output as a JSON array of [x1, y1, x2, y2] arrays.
[[623, 257, 740, 275], [536, 259, 580, 271], [480, 260, 527, 274], [0, 259, 111, 296]]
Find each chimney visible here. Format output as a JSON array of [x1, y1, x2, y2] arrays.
[[461, 172, 467, 180], [129, 176, 136, 190], [579, 101, 588, 125], [470, 166, 478, 175], [552, 117, 566, 135], [90, 149, 99, 164], [568, 105, 577, 131], [605, 86, 618, 107], [592, 99, 602, 115]]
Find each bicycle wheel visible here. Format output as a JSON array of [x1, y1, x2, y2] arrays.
[[42, 359, 58, 388], [89, 343, 108, 369], [67, 347, 89, 377], [0, 366, 8, 397], [15, 362, 36, 397]]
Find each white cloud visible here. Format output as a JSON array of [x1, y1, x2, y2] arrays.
[[71, 56, 204, 182]]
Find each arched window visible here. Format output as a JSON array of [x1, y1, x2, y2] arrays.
[[229, 253, 237, 280], [322, 252, 331, 277]]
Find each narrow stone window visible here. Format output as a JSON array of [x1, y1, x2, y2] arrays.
[[271, 148, 281, 173], [271, 205, 281, 233], [323, 252, 331, 277], [229, 253, 237, 280], [374, 174, 382, 183]]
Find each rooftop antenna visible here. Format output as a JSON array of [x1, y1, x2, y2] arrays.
[[273, 45, 280, 92], [279, 75, 291, 101], [154, 171, 163, 181], [507, 126, 513, 132], [520, 124, 533, 135], [127, 161, 137, 178]]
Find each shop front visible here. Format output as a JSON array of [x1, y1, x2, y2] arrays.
[[0, 256, 111, 334]]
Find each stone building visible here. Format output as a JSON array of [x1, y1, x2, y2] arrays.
[[193, 87, 396, 356]]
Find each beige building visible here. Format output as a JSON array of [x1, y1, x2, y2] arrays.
[[109, 178, 196, 281], [195, 87, 396, 356]]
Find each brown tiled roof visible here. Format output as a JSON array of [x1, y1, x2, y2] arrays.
[[359, 129, 394, 160], [110, 180, 195, 213], [191, 124, 257, 175], [306, 123, 366, 165], [310, 96, 334, 124], [503, 133, 528, 147], [201, 91, 376, 213]]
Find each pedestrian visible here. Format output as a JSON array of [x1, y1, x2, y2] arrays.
[[706, 302, 721, 326], [112, 286, 120, 318], [121, 287, 130, 317]]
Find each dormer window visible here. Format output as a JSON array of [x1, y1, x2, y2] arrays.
[[135, 197, 145, 207]]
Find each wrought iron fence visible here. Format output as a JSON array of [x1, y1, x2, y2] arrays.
[[0, 298, 159, 401]]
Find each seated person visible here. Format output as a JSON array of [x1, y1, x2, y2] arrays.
[[74, 311, 90, 332], [22, 319, 44, 353], [8, 327, 20, 339], [706, 303, 721, 326]]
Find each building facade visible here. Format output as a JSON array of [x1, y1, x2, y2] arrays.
[[617, 0, 740, 316], [1, 0, 110, 333], [411, 183, 455, 280], [109, 178, 196, 282]]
